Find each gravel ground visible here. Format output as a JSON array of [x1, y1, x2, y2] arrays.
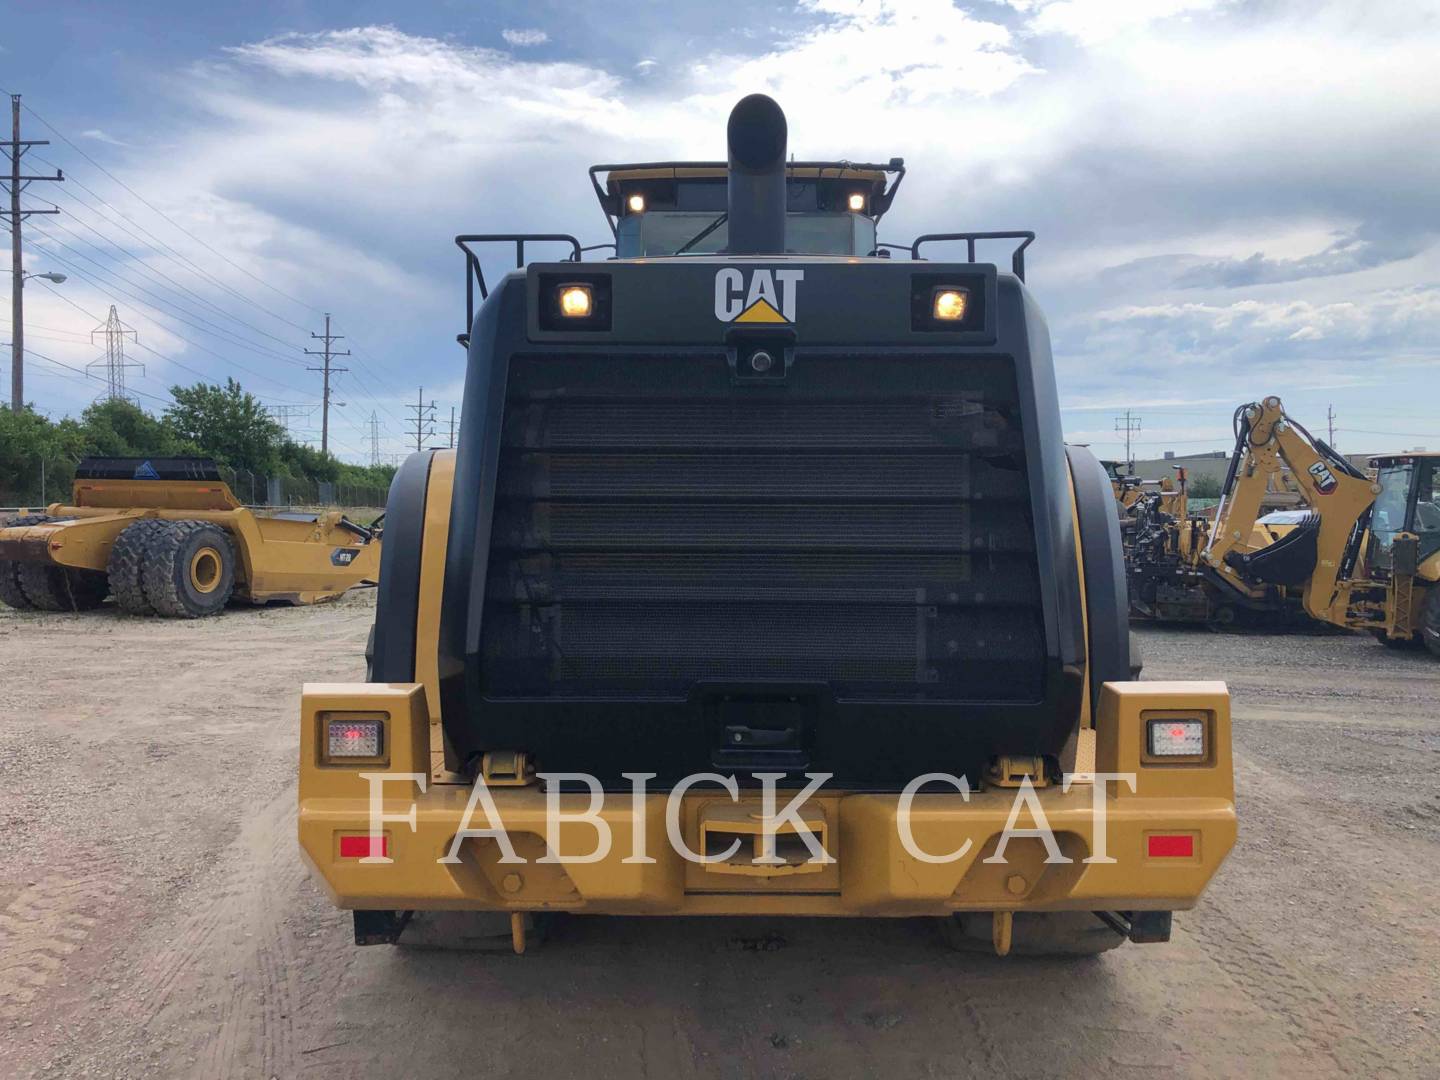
[[0, 596, 1436, 1079]]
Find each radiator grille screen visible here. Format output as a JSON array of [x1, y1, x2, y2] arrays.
[[480, 354, 1044, 701]]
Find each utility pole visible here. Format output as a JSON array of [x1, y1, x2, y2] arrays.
[[88, 305, 141, 402], [1327, 404, 1337, 450], [405, 387, 436, 453], [1114, 410, 1142, 469], [3, 93, 64, 412], [304, 313, 349, 457], [447, 405, 457, 449], [368, 411, 383, 466]]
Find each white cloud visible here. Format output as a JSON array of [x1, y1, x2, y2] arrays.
[[79, 128, 128, 146], [501, 28, 549, 47], [1016, 0, 1230, 45], [26, 3, 1440, 461]]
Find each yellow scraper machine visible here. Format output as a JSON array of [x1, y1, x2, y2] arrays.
[[0, 456, 381, 617], [298, 95, 1236, 957]]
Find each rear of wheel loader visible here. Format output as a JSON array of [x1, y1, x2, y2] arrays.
[[298, 95, 1235, 957], [0, 456, 381, 617]]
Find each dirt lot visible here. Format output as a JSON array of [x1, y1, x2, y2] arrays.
[[0, 596, 1436, 1079]]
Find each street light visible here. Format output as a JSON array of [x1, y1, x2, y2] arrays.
[[22, 271, 67, 284]]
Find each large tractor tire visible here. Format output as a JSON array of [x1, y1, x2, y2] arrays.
[[940, 911, 1125, 958], [1422, 586, 1440, 660], [107, 519, 169, 615], [139, 520, 236, 618], [0, 513, 49, 610], [17, 562, 109, 611]]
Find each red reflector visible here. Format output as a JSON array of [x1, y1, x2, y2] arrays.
[[1148, 834, 1194, 858], [339, 835, 388, 858]]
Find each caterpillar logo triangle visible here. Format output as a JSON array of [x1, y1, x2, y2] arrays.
[[134, 460, 161, 480], [734, 298, 787, 324], [714, 267, 805, 323]]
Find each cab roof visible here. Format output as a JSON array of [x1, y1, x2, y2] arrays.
[[589, 158, 905, 235]]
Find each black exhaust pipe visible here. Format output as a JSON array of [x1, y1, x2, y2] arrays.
[[727, 94, 788, 255]]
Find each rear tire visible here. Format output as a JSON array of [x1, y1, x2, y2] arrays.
[[0, 513, 50, 610], [17, 562, 109, 611], [140, 521, 236, 618], [107, 519, 168, 615], [1421, 586, 1440, 660], [940, 911, 1125, 957], [1373, 629, 1420, 650]]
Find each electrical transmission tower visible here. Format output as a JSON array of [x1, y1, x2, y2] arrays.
[[266, 403, 316, 436], [3, 93, 65, 412], [304, 313, 349, 457], [1114, 410, 1142, 469], [87, 305, 142, 403], [1327, 404, 1337, 450], [447, 405, 457, 449], [406, 387, 436, 452], [368, 411, 383, 466]]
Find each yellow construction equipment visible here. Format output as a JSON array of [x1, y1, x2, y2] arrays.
[[298, 95, 1235, 957], [0, 456, 381, 617], [1203, 396, 1438, 654]]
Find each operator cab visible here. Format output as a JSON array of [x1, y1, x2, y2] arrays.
[[593, 162, 904, 258], [1368, 453, 1440, 569]]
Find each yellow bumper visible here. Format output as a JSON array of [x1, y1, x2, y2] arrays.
[[298, 681, 1236, 917]]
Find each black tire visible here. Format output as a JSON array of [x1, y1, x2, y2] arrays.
[[1373, 629, 1420, 650], [940, 911, 1125, 957], [17, 562, 109, 611], [1422, 586, 1440, 660], [0, 513, 50, 610], [107, 519, 169, 615], [140, 520, 236, 618]]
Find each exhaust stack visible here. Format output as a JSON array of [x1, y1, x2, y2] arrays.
[[726, 94, 788, 255]]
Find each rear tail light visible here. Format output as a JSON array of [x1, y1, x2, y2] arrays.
[[339, 834, 388, 859], [1146, 717, 1205, 758], [327, 717, 384, 759], [1147, 834, 1195, 858]]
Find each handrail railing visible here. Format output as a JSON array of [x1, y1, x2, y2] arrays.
[[454, 234, 582, 347], [909, 231, 1036, 281]]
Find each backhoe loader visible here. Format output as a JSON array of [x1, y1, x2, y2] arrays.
[[1203, 396, 1439, 654], [297, 95, 1236, 958]]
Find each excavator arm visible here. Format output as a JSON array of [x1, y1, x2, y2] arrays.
[[1203, 396, 1378, 627]]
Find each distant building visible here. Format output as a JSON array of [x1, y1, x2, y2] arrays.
[[1131, 450, 1229, 484]]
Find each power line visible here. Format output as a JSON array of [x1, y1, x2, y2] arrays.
[[25, 248, 314, 396], [18, 102, 323, 327], [304, 314, 349, 457], [29, 223, 305, 366], [3, 92, 65, 411]]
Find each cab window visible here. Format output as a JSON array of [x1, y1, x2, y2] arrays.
[[617, 211, 876, 258], [1370, 462, 1413, 561]]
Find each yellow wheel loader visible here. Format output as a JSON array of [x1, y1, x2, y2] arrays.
[[1203, 397, 1440, 654], [298, 95, 1236, 957], [0, 457, 381, 618]]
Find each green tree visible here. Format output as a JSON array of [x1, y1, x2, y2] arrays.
[[79, 399, 192, 458], [162, 378, 283, 473], [0, 407, 86, 504], [1188, 473, 1222, 499]]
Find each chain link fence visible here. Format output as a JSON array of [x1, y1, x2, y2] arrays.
[[2, 456, 388, 513]]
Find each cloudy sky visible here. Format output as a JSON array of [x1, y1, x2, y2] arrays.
[[3, 0, 1438, 464]]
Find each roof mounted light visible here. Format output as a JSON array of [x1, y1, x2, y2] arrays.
[[847, 192, 866, 212], [627, 193, 645, 213]]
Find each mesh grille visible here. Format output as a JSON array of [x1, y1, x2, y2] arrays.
[[480, 353, 1044, 702]]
